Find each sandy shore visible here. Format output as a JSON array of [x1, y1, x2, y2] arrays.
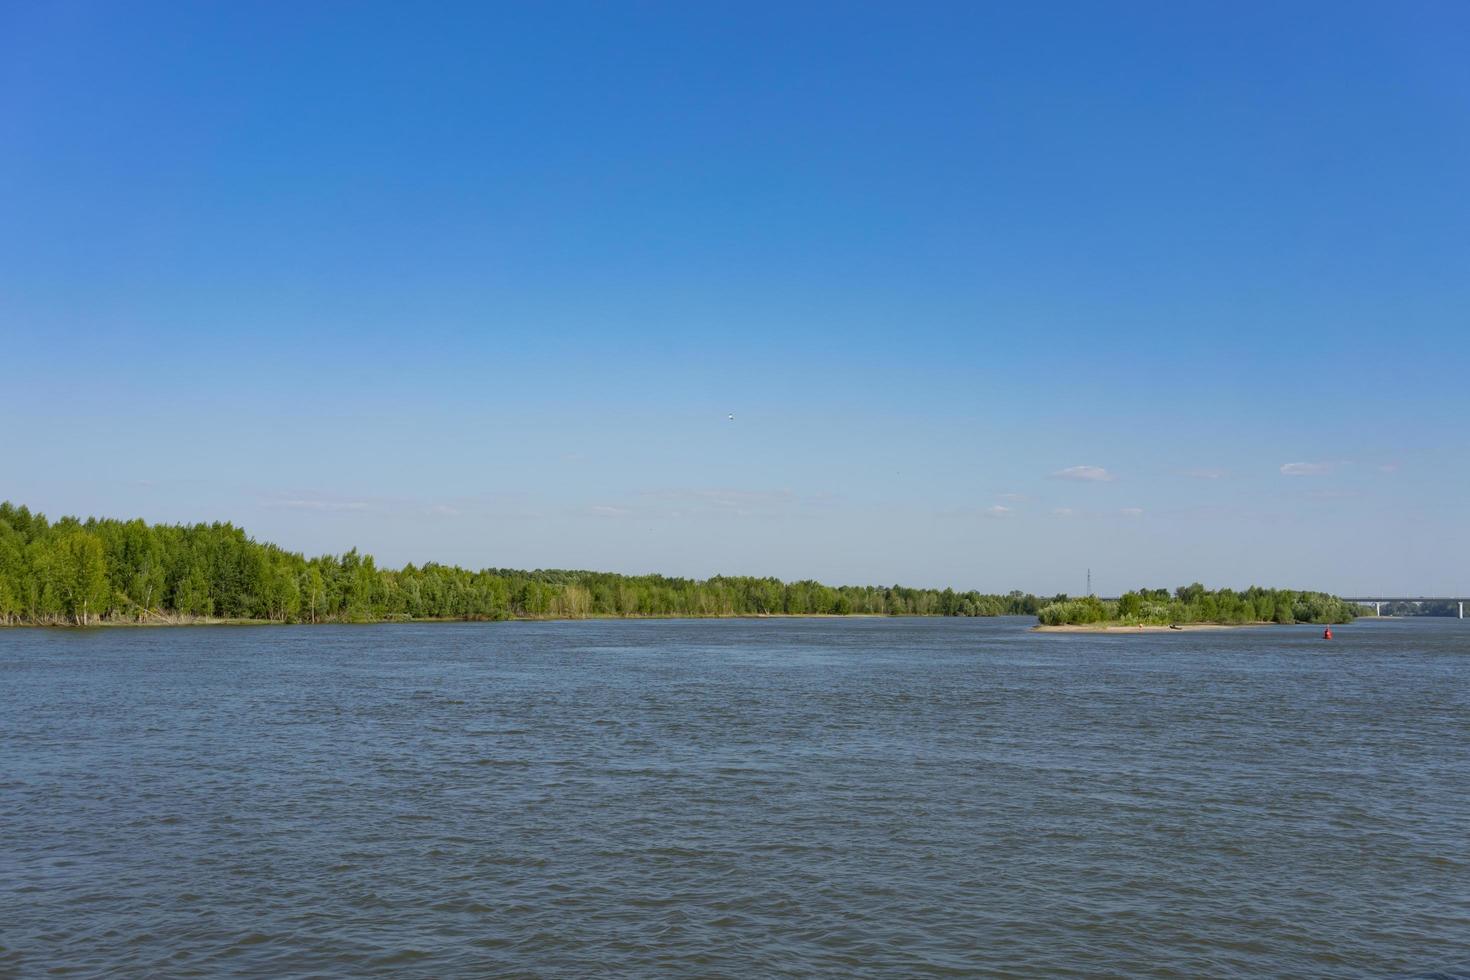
[[1033, 622, 1278, 633]]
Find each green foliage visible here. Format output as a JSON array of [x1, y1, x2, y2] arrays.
[[1037, 583, 1359, 627], [1036, 596, 1115, 625], [0, 502, 1041, 626]]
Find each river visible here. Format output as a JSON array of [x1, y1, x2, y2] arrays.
[[2, 617, 1466, 976]]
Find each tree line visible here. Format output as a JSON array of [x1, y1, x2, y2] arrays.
[[0, 503, 1042, 626], [1036, 583, 1362, 626]]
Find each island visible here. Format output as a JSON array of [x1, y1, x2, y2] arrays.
[[1032, 585, 1362, 631]]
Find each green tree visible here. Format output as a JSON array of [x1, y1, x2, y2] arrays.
[[174, 563, 213, 617], [0, 571, 16, 625], [302, 565, 325, 623], [55, 530, 109, 625]]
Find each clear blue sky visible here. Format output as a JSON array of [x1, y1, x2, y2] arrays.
[[2, 2, 1466, 595]]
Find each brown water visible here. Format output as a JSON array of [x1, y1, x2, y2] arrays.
[[2, 616, 1467, 977]]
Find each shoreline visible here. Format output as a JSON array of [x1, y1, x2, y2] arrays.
[[0, 612, 947, 630]]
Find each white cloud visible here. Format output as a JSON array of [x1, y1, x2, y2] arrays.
[[1120, 507, 1144, 517], [1051, 465, 1114, 482], [1280, 462, 1333, 477], [1182, 468, 1227, 480], [985, 505, 1012, 518], [996, 492, 1027, 502], [427, 504, 460, 517], [1052, 507, 1075, 517], [591, 504, 634, 518]]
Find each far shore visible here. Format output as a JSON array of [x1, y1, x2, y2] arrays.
[[1033, 622, 1283, 633], [1, 615, 1352, 632], [2, 612, 917, 629]]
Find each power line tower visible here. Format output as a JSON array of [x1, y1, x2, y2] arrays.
[[1087, 568, 1092, 597]]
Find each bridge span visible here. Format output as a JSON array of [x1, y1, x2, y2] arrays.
[[1092, 596, 1466, 617], [1342, 597, 1466, 618]]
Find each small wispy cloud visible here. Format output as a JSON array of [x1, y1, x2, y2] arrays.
[[1378, 462, 1400, 474], [1120, 507, 1144, 517], [641, 488, 800, 518], [1051, 465, 1115, 483], [257, 491, 540, 521], [262, 498, 372, 512], [588, 489, 809, 521], [1280, 462, 1334, 477], [1052, 507, 1075, 517], [985, 504, 1013, 518], [691, 489, 796, 509], [1182, 468, 1227, 480], [996, 492, 1028, 502], [1306, 489, 1361, 500]]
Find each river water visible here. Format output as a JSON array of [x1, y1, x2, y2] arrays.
[[2, 617, 1466, 977]]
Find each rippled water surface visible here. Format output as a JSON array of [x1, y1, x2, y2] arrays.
[[3, 617, 1468, 977]]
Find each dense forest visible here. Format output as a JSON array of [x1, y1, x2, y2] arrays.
[[0, 503, 1043, 626], [1037, 584, 1363, 626]]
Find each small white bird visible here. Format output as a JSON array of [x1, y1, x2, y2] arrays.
[[728, 414, 735, 422]]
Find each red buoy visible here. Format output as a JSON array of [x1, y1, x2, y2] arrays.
[[1323, 627, 1333, 640]]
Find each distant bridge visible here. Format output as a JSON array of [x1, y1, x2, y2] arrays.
[[1342, 597, 1465, 618]]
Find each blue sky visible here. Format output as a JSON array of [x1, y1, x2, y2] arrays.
[[2, 1, 1466, 594]]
